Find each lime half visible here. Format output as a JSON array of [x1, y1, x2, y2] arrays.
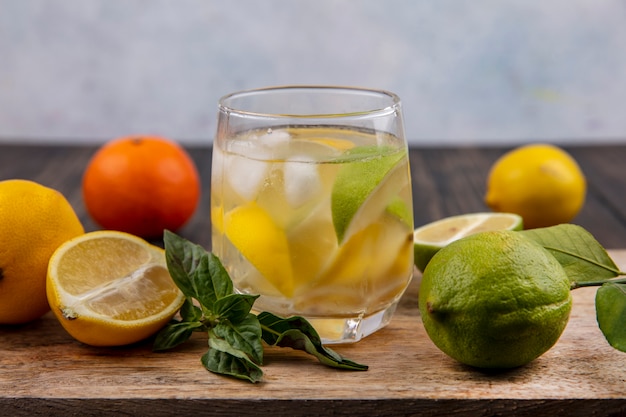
[[413, 212, 523, 272]]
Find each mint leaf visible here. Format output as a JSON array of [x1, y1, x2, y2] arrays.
[[203, 336, 263, 383], [258, 312, 368, 371], [596, 282, 626, 352], [179, 298, 203, 322], [520, 224, 620, 287], [213, 293, 259, 324], [153, 320, 204, 351], [213, 314, 264, 364], [157, 231, 369, 382], [163, 230, 210, 298], [164, 231, 233, 310]]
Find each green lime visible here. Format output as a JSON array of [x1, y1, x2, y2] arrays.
[[419, 230, 572, 369], [331, 146, 406, 243], [413, 212, 523, 272]]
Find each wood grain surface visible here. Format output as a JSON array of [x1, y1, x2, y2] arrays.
[[1, 144, 626, 416], [1, 252, 625, 416]]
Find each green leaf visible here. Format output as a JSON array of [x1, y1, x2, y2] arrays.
[[164, 231, 233, 309], [596, 282, 626, 352], [179, 298, 203, 322], [213, 314, 264, 365], [213, 293, 259, 324], [163, 230, 209, 298], [258, 312, 368, 371], [520, 224, 620, 287], [205, 252, 234, 299], [162, 231, 369, 382], [153, 320, 204, 351], [203, 336, 264, 383]]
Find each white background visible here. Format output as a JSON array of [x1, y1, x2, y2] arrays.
[[1, 0, 625, 146]]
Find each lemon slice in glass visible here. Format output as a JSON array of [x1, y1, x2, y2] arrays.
[[223, 202, 294, 297], [413, 212, 523, 272]]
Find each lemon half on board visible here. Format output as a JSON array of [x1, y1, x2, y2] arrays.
[[46, 230, 185, 346], [413, 213, 523, 272]]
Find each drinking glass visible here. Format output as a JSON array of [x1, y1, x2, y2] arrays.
[[211, 86, 414, 344]]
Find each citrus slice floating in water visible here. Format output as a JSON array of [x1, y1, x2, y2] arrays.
[[331, 146, 407, 243], [413, 212, 523, 272], [223, 202, 294, 297]]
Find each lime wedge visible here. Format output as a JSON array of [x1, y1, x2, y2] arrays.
[[413, 212, 523, 272], [223, 202, 294, 297], [331, 146, 406, 243]]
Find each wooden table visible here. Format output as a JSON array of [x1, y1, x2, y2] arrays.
[[1, 144, 626, 416]]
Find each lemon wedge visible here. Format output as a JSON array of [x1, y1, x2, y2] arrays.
[[223, 202, 294, 297], [46, 230, 185, 346]]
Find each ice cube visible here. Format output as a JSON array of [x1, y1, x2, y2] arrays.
[[284, 157, 322, 207], [259, 129, 291, 149], [256, 129, 291, 160], [226, 153, 270, 201]]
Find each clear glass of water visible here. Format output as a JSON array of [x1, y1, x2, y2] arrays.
[[211, 86, 414, 344]]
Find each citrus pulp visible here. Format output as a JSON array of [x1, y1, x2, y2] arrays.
[[46, 230, 185, 346], [413, 212, 523, 272]]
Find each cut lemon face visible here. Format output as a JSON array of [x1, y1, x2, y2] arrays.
[[46, 230, 185, 347], [413, 212, 523, 272]]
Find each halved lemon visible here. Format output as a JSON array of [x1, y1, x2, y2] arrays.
[[413, 213, 523, 272], [46, 230, 185, 347]]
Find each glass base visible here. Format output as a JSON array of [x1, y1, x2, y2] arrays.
[[304, 302, 399, 345]]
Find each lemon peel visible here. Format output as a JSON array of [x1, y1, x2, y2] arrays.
[[485, 144, 586, 229], [46, 230, 184, 346], [223, 202, 294, 297]]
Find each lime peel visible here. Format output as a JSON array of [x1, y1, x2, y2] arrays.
[[331, 145, 406, 243], [419, 230, 572, 369]]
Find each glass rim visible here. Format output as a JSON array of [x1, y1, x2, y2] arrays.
[[217, 85, 401, 119]]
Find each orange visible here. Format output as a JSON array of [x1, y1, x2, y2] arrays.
[[0, 179, 84, 324], [47, 230, 185, 346], [82, 135, 201, 238]]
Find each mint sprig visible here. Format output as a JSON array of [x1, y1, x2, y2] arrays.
[[153, 230, 368, 383], [521, 224, 626, 352]]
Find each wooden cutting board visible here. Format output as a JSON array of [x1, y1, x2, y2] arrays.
[[1, 251, 626, 417]]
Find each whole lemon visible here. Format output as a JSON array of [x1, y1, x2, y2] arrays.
[[0, 180, 84, 324], [419, 230, 572, 369], [485, 144, 586, 229]]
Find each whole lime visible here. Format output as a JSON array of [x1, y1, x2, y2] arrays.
[[419, 230, 572, 369]]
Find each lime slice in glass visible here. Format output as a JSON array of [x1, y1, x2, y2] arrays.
[[331, 146, 407, 243]]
